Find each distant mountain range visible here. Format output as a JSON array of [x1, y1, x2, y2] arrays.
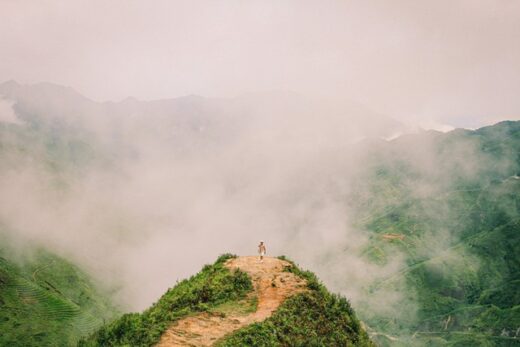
[[0, 80, 404, 144]]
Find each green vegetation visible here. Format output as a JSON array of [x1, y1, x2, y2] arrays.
[[80, 254, 253, 346], [2, 92, 519, 347], [353, 121, 520, 345], [0, 240, 116, 347], [83, 255, 372, 347], [216, 257, 373, 347], [207, 293, 259, 316]]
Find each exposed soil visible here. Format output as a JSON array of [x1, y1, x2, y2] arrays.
[[156, 256, 307, 346], [381, 233, 405, 241]]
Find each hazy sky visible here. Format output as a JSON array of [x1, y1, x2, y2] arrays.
[[1, 0, 519, 127]]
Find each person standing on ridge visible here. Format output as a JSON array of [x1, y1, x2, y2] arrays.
[[258, 241, 266, 262]]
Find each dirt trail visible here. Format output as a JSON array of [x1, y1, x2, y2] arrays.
[[156, 256, 307, 346]]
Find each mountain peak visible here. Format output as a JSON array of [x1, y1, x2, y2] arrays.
[[157, 256, 307, 346], [82, 254, 373, 346]]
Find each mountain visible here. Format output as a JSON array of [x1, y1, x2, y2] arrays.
[[1, 80, 519, 346], [0, 81, 405, 146], [0, 236, 117, 347], [80, 254, 373, 346], [343, 121, 520, 346]]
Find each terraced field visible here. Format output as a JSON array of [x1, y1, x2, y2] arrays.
[[0, 246, 117, 346]]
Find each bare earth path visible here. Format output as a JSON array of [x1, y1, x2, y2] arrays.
[[156, 256, 307, 346]]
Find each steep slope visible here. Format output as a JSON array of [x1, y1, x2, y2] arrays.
[[157, 256, 306, 346], [82, 254, 372, 346], [348, 121, 520, 346], [0, 242, 117, 347], [217, 257, 373, 346], [80, 254, 253, 346]]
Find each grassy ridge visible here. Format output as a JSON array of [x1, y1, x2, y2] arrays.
[[217, 257, 374, 347], [80, 254, 253, 346], [83, 255, 373, 347]]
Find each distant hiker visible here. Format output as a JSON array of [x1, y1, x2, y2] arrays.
[[258, 241, 266, 262]]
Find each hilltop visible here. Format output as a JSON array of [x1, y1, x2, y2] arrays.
[[81, 254, 373, 346]]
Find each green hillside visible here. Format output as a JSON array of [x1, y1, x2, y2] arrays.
[[80, 254, 252, 346], [217, 256, 373, 347], [81, 254, 373, 346], [1, 86, 519, 347], [0, 239, 117, 347], [352, 121, 520, 346]]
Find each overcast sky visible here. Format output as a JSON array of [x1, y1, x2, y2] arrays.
[[1, 0, 519, 128]]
